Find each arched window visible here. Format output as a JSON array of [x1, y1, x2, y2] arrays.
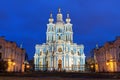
[[70, 35, 71, 41], [0, 53, 1, 59], [48, 27, 50, 31], [0, 45, 2, 49], [46, 61, 48, 68], [66, 35, 67, 41], [119, 53, 120, 59], [46, 50, 49, 55], [40, 51, 42, 56], [52, 36, 53, 41], [59, 36, 61, 40], [78, 52, 80, 55], [52, 27, 54, 31], [39, 62, 42, 68], [59, 28, 60, 32], [71, 50, 74, 55], [119, 46, 120, 48]]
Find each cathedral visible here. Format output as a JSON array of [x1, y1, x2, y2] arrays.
[[34, 8, 85, 72]]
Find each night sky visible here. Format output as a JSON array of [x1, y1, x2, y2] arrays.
[[0, 0, 120, 59]]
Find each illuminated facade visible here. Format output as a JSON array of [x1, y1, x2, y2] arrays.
[[34, 9, 85, 72], [94, 37, 120, 72], [0, 37, 25, 72]]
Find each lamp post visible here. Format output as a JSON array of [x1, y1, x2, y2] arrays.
[[24, 60, 29, 72], [26, 65, 30, 68]]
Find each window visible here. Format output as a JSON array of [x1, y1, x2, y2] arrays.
[[119, 53, 120, 59], [40, 51, 42, 55], [0, 45, 2, 49], [58, 48, 62, 52], [78, 52, 80, 55], [59, 36, 61, 40], [46, 50, 48, 55], [39, 62, 41, 67], [52, 36, 53, 41], [52, 27, 54, 31], [0, 53, 2, 59], [71, 50, 74, 55], [59, 28, 60, 32], [66, 36, 67, 41], [119, 46, 120, 48], [48, 28, 50, 31], [46, 61, 48, 68]]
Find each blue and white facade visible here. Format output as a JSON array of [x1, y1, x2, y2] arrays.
[[34, 9, 85, 72]]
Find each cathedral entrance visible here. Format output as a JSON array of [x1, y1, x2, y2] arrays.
[[58, 59, 62, 71]]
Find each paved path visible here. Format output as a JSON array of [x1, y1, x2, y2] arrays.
[[0, 72, 120, 80], [0, 77, 119, 80]]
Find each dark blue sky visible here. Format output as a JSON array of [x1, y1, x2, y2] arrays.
[[0, 0, 120, 59]]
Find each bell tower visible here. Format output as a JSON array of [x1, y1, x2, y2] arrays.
[[47, 12, 55, 43], [57, 8, 63, 22]]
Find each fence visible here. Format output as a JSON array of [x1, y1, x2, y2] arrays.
[[34, 64, 85, 72]]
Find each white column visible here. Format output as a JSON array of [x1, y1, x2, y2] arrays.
[[37, 57, 39, 70], [64, 56, 65, 69], [68, 35, 70, 41], [76, 58, 78, 71], [68, 56, 69, 71], [56, 56, 58, 70], [47, 34, 48, 42], [71, 34, 73, 41], [50, 56, 52, 70], [57, 56, 58, 70], [69, 57, 71, 71], [53, 56, 55, 69], [34, 56, 37, 70], [81, 58, 83, 71], [53, 35, 55, 41]]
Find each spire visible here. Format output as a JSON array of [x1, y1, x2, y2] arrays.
[[50, 12, 53, 18], [58, 8, 61, 13], [20, 42, 23, 48], [96, 44, 99, 49], [66, 13, 71, 23], [49, 12, 54, 23], [67, 13, 70, 18]]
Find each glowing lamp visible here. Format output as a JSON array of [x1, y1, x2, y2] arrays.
[[26, 65, 30, 68], [13, 62, 16, 66], [91, 65, 94, 68], [106, 62, 109, 65]]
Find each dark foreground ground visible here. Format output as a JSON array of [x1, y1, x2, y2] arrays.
[[0, 72, 120, 80]]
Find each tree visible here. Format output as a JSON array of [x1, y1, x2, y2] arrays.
[[25, 53, 29, 61], [85, 49, 95, 72], [86, 57, 95, 72], [24, 53, 29, 72], [0, 60, 8, 72]]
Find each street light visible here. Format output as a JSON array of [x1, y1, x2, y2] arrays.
[[23, 60, 29, 72], [26, 65, 30, 68], [106, 62, 109, 66], [91, 65, 94, 68], [13, 62, 16, 66]]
